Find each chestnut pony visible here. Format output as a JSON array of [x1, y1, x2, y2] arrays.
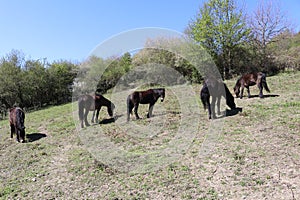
[[234, 72, 270, 99], [200, 78, 236, 119], [127, 88, 165, 121], [78, 94, 115, 128]]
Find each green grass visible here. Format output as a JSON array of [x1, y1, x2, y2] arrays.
[[0, 71, 299, 199]]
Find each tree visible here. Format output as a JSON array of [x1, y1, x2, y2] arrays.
[[250, 0, 290, 73], [0, 50, 26, 108], [0, 50, 79, 112], [23, 59, 49, 107], [47, 61, 78, 104], [188, 0, 250, 78]]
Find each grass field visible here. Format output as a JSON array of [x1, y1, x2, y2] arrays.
[[0, 71, 299, 199]]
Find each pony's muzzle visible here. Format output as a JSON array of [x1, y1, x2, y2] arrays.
[[160, 97, 164, 102]]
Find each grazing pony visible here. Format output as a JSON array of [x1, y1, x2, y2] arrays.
[[200, 78, 236, 119], [78, 94, 115, 128], [127, 88, 165, 121], [9, 107, 26, 143], [234, 72, 270, 99]]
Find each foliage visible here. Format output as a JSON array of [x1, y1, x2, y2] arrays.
[[74, 53, 133, 96], [132, 37, 204, 84], [188, 0, 250, 79], [268, 31, 300, 71], [248, 0, 291, 74], [0, 50, 78, 113]]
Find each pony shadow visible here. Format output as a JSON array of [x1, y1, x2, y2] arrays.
[[225, 107, 243, 117], [26, 133, 47, 142], [248, 94, 280, 98], [99, 118, 115, 124], [214, 107, 243, 119], [98, 114, 123, 124]]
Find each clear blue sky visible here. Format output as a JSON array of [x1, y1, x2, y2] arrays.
[[0, 0, 299, 63]]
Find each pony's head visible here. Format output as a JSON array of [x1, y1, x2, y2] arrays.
[[108, 103, 115, 117], [14, 108, 25, 130], [226, 96, 236, 110], [158, 88, 165, 102], [233, 85, 240, 98], [224, 84, 236, 110], [233, 78, 242, 98]]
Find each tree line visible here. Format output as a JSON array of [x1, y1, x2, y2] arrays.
[[1, 0, 299, 118], [0, 50, 78, 118]]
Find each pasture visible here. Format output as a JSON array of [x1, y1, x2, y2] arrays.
[[0, 72, 299, 199]]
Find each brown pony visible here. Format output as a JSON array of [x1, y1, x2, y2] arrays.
[[9, 107, 26, 143], [200, 78, 236, 119], [127, 88, 165, 121], [78, 94, 115, 128], [234, 72, 270, 99]]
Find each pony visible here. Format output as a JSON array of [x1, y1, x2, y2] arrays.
[[234, 72, 270, 99], [78, 94, 115, 128], [9, 107, 26, 143], [127, 88, 165, 121], [200, 78, 236, 119]]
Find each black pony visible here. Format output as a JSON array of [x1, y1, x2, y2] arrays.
[[78, 94, 115, 128], [9, 107, 26, 143], [127, 88, 165, 121], [200, 78, 236, 119], [234, 72, 270, 99]]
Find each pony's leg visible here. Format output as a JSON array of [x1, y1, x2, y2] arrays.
[[207, 101, 212, 119], [147, 103, 154, 118], [16, 128, 20, 142], [84, 109, 90, 127], [216, 96, 221, 115], [211, 96, 217, 119], [240, 86, 244, 99], [246, 86, 251, 98], [127, 105, 133, 122], [10, 125, 14, 139], [80, 119, 84, 128], [95, 107, 101, 123], [91, 110, 95, 123], [134, 104, 140, 119], [258, 83, 263, 98], [20, 130, 25, 143]]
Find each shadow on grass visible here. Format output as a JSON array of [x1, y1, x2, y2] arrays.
[[98, 114, 123, 124], [248, 94, 280, 98], [225, 107, 243, 117], [26, 133, 47, 142]]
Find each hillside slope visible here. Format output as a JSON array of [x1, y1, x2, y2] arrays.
[[0, 72, 299, 199]]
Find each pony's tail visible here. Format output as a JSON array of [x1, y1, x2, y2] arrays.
[[127, 95, 133, 115], [201, 96, 207, 110], [261, 73, 270, 93], [78, 98, 84, 121]]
